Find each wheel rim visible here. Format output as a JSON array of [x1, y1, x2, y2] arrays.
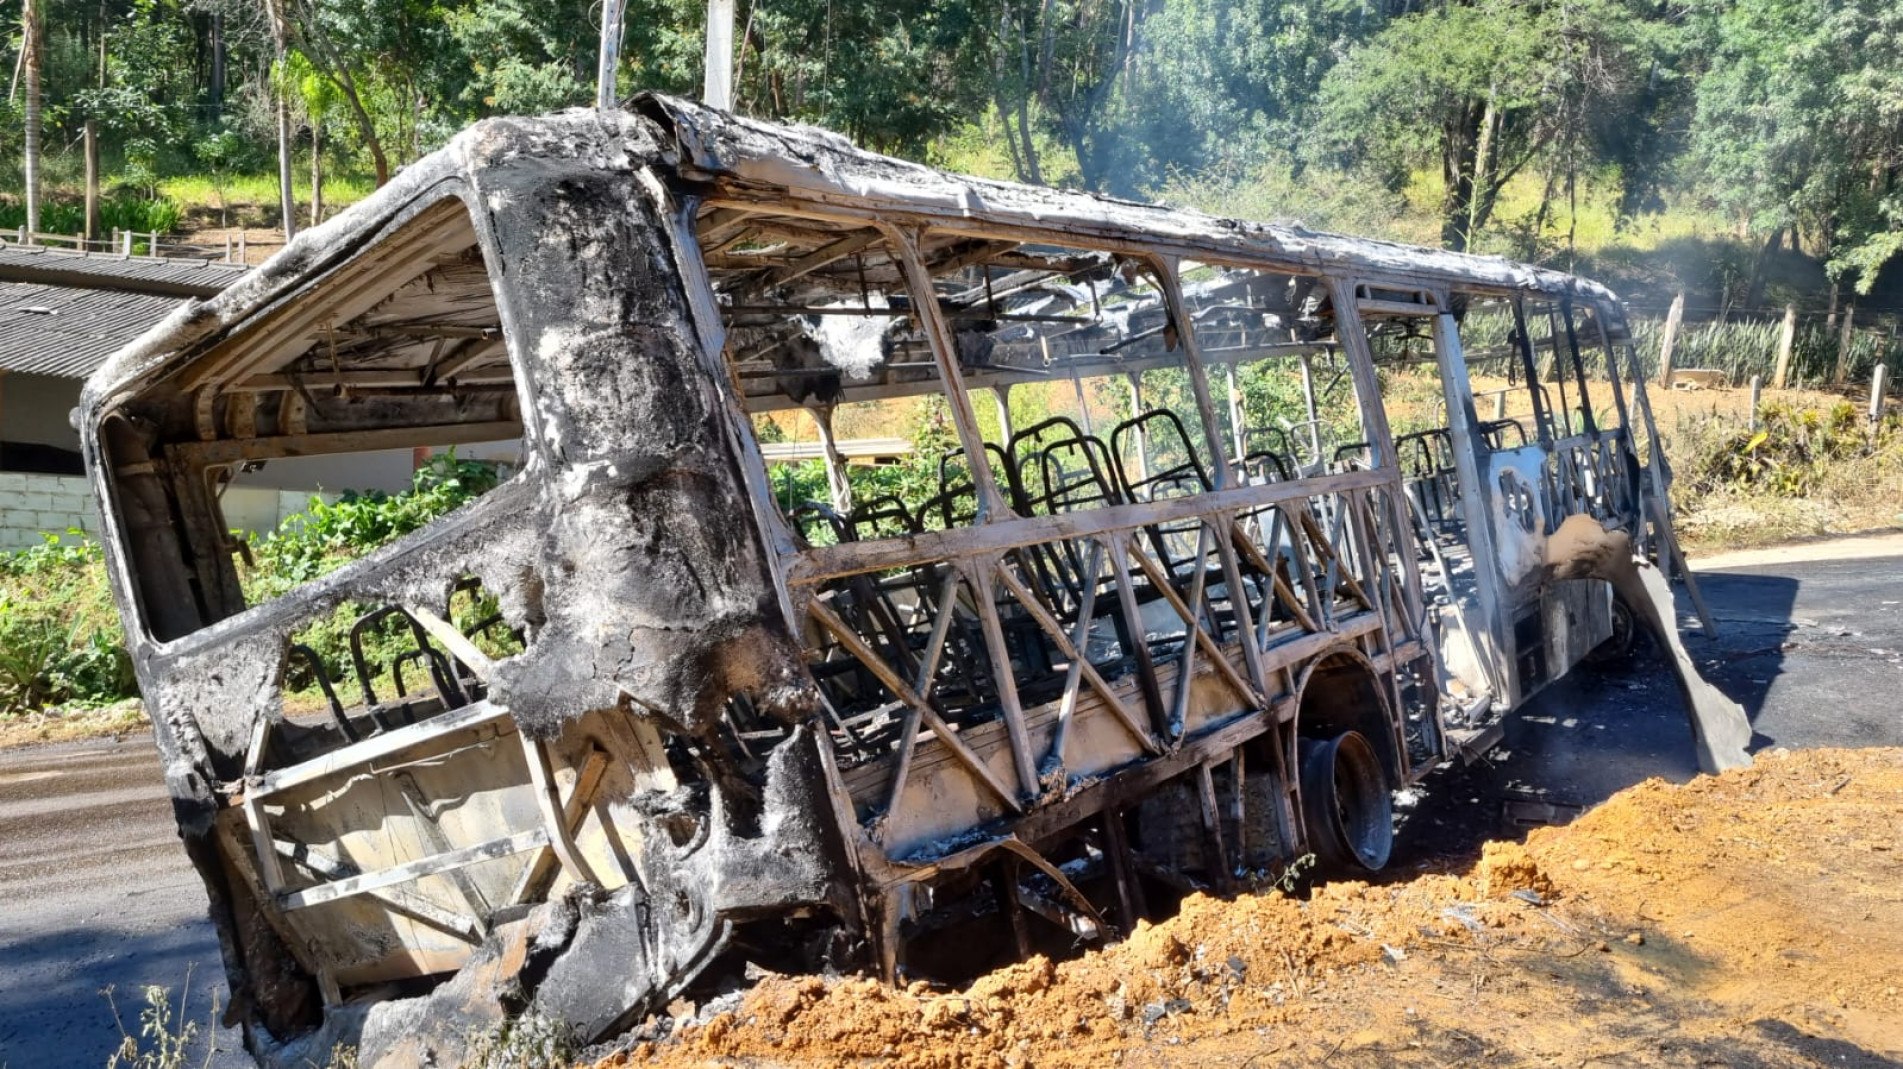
[[1298, 730, 1393, 872]]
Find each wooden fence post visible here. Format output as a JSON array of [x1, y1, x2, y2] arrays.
[[1835, 305, 1856, 386], [83, 120, 99, 243], [1657, 293, 1685, 389], [1772, 303, 1797, 389], [1749, 376, 1762, 430], [1872, 364, 1889, 423]]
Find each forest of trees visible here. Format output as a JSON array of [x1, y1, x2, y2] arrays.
[[4, 0, 1902, 304]]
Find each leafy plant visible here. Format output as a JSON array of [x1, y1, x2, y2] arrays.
[[0, 534, 136, 715], [1683, 400, 1894, 497], [243, 454, 507, 697], [101, 972, 214, 1069]]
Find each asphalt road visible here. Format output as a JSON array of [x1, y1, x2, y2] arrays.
[[2, 542, 1900, 1068], [0, 738, 245, 1068], [1393, 542, 1903, 861]]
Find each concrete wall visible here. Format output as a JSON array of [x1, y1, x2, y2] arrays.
[[0, 471, 323, 551], [0, 471, 100, 548], [1, 368, 524, 549], [0, 372, 83, 449]]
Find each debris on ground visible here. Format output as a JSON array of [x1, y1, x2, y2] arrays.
[[601, 747, 1903, 1068]]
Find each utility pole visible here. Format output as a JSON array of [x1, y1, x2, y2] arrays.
[[597, 0, 627, 109], [703, 0, 736, 109], [21, 0, 42, 240]]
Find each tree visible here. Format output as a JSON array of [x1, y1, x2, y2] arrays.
[[1085, 0, 1402, 194], [732, 0, 1001, 156], [1032, 0, 1142, 193], [1310, 0, 1670, 253], [278, 0, 403, 185], [1688, 0, 1903, 296]]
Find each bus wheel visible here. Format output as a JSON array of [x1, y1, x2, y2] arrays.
[[1298, 730, 1393, 872], [1586, 599, 1643, 666]]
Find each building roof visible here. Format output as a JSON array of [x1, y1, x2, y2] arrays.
[[0, 242, 250, 379], [0, 242, 250, 299]]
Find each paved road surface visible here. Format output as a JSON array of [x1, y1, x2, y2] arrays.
[[1394, 545, 1903, 860], [2, 544, 1900, 1067], [0, 738, 244, 1068]]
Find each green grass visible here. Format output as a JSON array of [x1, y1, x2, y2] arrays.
[[158, 172, 377, 215]]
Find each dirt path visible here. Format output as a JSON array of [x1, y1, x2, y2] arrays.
[[1692, 529, 1903, 570], [611, 747, 1903, 1068]]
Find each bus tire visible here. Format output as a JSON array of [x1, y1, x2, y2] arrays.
[[1298, 730, 1393, 873], [1585, 599, 1645, 666]]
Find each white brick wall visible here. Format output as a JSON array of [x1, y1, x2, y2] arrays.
[[0, 472, 100, 550], [0, 473, 325, 551]]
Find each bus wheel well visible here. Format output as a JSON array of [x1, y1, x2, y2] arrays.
[[1292, 649, 1400, 789]]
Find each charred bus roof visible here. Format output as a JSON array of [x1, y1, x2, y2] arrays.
[[80, 93, 1623, 424]]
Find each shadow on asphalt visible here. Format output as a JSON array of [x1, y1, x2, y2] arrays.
[[0, 913, 242, 1067], [1391, 571, 1801, 870]]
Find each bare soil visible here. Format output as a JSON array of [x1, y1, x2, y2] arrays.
[[0, 698, 147, 750], [605, 746, 1903, 1068]]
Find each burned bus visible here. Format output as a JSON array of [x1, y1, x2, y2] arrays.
[[77, 96, 1748, 1064]]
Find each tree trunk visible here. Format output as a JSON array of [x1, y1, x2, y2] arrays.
[[1439, 102, 1484, 251], [1034, 0, 1057, 106], [22, 0, 42, 240], [210, 12, 226, 120], [1742, 226, 1782, 313], [1011, 4, 1042, 185], [263, 0, 298, 239], [1466, 86, 1497, 242], [310, 119, 324, 225], [338, 69, 391, 186]]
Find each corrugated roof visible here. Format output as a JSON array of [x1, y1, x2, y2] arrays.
[[0, 242, 251, 299], [0, 242, 250, 379], [0, 280, 190, 378]]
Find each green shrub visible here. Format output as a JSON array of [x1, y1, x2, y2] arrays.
[[98, 196, 185, 235], [0, 456, 504, 717], [1681, 400, 1894, 498], [243, 454, 507, 695], [0, 193, 186, 237], [0, 534, 135, 715]]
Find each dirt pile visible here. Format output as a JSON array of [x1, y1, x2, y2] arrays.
[[604, 747, 1903, 1068]]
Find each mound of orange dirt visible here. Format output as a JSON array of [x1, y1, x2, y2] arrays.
[[603, 747, 1903, 1068]]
